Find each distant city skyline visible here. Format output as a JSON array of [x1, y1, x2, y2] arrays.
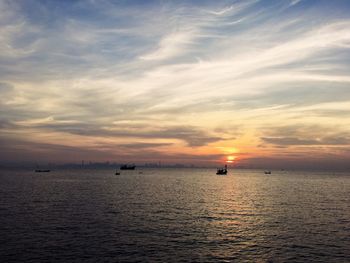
[[1, 0, 350, 170]]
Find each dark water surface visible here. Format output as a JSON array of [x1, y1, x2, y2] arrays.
[[1, 168, 349, 262]]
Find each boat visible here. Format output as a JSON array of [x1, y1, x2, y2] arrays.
[[264, 170, 271, 174], [115, 171, 120, 175], [216, 165, 228, 175], [120, 164, 136, 170], [35, 169, 50, 173]]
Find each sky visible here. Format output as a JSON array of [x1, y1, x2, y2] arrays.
[[1, 0, 350, 169]]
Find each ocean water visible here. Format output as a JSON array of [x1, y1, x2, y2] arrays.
[[0, 168, 349, 262]]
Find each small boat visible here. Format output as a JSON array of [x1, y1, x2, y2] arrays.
[[35, 169, 50, 173], [216, 165, 228, 175], [120, 164, 136, 170], [264, 170, 271, 174], [115, 171, 120, 175]]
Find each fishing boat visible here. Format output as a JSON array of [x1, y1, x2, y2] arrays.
[[216, 165, 228, 175], [264, 170, 271, 174]]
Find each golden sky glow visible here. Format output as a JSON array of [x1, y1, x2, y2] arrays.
[[1, 1, 350, 169]]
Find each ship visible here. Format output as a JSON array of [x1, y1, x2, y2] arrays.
[[120, 164, 136, 170], [216, 165, 227, 175]]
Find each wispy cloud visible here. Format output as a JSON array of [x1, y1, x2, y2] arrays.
[[260, 124, 350, 149], [290, 0, 302, 6], [140, 31, 195, 61]]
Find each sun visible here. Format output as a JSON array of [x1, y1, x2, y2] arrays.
[[226, 155, 236, 163]]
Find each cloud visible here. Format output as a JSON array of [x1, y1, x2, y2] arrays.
[[290, 0, 302, 6], [0, 82, 14, 105], [262, 137, 319, 146], [208, 5, 234, 16], [140, 31, 195, 61], [260, 125, 350, 146], [0, 82, 13, 92], [116, 142, 173, 149], [11, 118, 222, 147], [0, 119, 16, 129], [305, 109, 350, 118]]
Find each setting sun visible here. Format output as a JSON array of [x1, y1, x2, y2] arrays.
[[226, 156, 236, 163]]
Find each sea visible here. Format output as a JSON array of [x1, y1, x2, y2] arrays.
[[0, 168, 349, 262]]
